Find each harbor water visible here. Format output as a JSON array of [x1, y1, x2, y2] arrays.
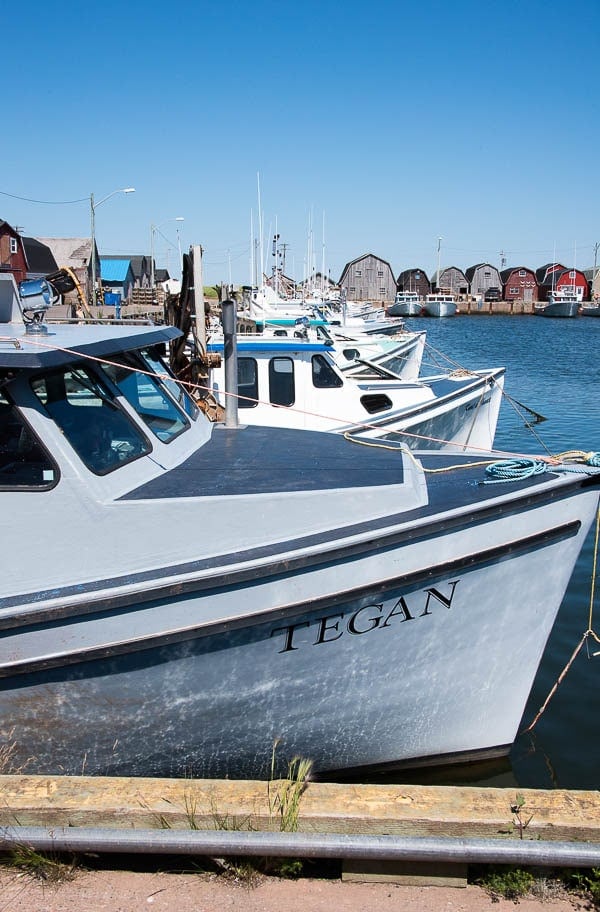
[[404, 313, 600, 790]]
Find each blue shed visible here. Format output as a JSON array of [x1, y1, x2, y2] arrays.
[[99, 258, 135, 302]]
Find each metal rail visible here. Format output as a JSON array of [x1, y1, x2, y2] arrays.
[[1, 828, 600, 867]]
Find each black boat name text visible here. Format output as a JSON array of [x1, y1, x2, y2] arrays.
[[271, 580, 460, 653]]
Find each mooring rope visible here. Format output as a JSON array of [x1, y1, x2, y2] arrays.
[[522, 506, 600, 735]]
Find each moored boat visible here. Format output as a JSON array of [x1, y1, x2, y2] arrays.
[[423, 294, 458, 318], [1, 272, 599, 780], [388, 291, 423, 318], [534, 292, 580, 318], [207, 336, 505, 452], [580, 302, 600, 317]]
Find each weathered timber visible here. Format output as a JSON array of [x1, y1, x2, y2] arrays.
[[0, 776, 598, 843]]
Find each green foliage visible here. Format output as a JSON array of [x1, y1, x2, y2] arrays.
[[6, 844, 77, 883], [564, 867, 600, 905], [508, 792, 533, 838], [476, 865, 535, 900]]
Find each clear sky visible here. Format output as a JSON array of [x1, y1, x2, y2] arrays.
[[1, 0, 598, 285]]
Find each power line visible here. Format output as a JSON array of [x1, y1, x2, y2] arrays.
[[0, 189, 88, 205]]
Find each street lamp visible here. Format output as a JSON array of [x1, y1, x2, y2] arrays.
[[90, 187, 135, 305], [150, 218, 184, 294]]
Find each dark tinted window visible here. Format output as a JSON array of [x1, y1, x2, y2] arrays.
[[312, 354, 343, 388], [0, 387, 58, 488], [269, 357, 295, 406], [237, 358, 258, 408]]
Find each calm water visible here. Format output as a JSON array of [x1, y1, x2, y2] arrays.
[[409, 314, 600, 790]]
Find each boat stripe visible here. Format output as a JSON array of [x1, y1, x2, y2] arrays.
[[0, 473, 597, 631], [0, 518, 582, 679]]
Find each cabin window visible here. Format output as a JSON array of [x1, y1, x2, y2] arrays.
[[138, 347, 199, 421], [9, 238, 18, 254], [31, 366, 151, 474], [100, 355, 189, 443], [360, 393, 393, 414], [237, 358, 258, 408], [269, 357, 295, 406], [0, 386, 58, 489], [312, 354, 343, 389], [519, 269, 526, 276]]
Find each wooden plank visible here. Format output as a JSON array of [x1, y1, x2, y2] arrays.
[[0, 776, 599, 844], [342, 859, 468, 887]]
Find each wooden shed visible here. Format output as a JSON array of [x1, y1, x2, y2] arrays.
[[338, 253, 396, 303], [37, 237, 95, 306], [432, 266, 469, 297], [465, 263, 503, 298], [500, 266, 538, 304], [396, 268, 430, 298], [534, 263, 566, 301]]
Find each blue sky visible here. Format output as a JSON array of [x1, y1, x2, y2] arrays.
[[2, 0, 598, 284]]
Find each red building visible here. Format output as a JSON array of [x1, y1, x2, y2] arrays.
[[0, 220, 27, 284], [500, 266, 538, 303], [553, 268, 589, 302]]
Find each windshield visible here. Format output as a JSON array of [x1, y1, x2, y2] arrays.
[[100, 355, 189, 443], [138, 347, 199, 421], [31, 366, 151, 474]]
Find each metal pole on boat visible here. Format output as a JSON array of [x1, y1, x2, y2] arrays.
[[192, 244, 206, 356], [221, 298, 239, 428]]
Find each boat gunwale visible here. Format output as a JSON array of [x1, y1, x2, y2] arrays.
[[0, 517, 583, 679], [0, 470, 595, 634]]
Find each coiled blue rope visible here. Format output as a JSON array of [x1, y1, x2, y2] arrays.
[[484, 452, 600, 484], [484, 458, 548, 484]]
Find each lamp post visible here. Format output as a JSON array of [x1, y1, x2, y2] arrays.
[[90, 187, 135, 305], [150, 218, 184, 295]]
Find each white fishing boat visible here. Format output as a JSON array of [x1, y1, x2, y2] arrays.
[[581, 302, 600, 317], [423, 294, 458, 318], [240, 320, 426, 382], [208, 337, 504, 452], [2, 273, 599, 781], [534, 292, 580, 318], [388, 291, 423, 317]]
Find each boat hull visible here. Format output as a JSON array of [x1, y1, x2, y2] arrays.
[[423, 301, 457, 318], [535, 301, 580, 318], [387, 301, 422, 317], [1, 477, 597, 780], [581, 304, 600, 317]]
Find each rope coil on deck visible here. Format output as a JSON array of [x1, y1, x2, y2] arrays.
[[484, 452, 600, 484], [484, 457, 548, 483]]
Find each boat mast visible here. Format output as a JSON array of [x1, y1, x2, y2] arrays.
[[250, 209, 254, 287], [257, 172, 264, 287], [321, 211, 326, 298], [436, 236, 442, 293]]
